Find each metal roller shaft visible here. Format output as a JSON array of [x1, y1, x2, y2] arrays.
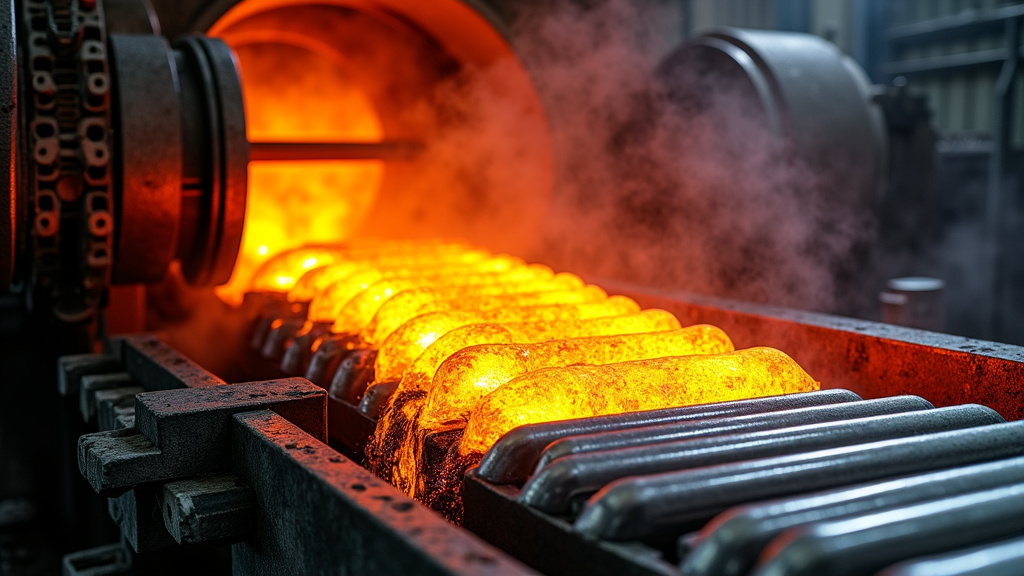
[[533, 396, 933, 472], [520, 405, 1002, 514], [476, 389, 863, 485], [330, 349, 377, 405], [304, 335, 359, 388], [877, 534, 1024, 576], [248, 141, 423, 162], [573, 422, 1024, 542], [280, 322, 334, 375], [683, 456, 1024, 576], [754, 483, 1024, 576]]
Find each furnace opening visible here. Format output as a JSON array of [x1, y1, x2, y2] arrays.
[[204, 0, 554, 305], [211, 16, 386, 304]]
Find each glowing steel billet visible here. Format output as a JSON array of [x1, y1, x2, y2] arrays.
[[459, 347, 821, 455], [306, 256, 523, 323], [370, 309, 678, 495], [289, 261, 372, 303], [374, 296, 640, 384], [422, 325, 734, 427], [335, 267, 575, 337], [395, 309, 682, 396], [253, 240, 482, 294], [292, 247, 520, 303], [287, 243, 494, 302], [249, 247, 345, 292], [327, 263, 538, 334], [361, 272, 586, 345], [354, 276, 593, 338]]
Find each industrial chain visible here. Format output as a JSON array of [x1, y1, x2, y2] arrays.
[[22, 0, 113, 322]]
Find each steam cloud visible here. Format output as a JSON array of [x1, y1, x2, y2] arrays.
[[149, 0, 881, 371], [425, 0, 878, 316]]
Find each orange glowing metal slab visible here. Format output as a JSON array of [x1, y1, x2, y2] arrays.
[[371, 309, 681, 493], [360, 271, 586, 345], [289, 261, 371, 303], [331, 265, 567, 336], [306, 255, 520, 323], [373, 296, 640, 384], [212, 34, 388, 306], [290, 247, 492, 303], [287, 242, 485, 302], [394, 309, 682, 396], [421, 325, 735, 427], [459, 347, 821, 456], [250, 240, 483, 294], [249, 246, 345, 292], [339, 285, 606, 340]]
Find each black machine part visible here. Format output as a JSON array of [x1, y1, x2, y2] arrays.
[[1, 0, 248, 322], [661, 27, 887, 213]]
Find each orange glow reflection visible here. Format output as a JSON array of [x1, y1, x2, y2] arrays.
[[395, 309, 682, 397], [242, 240, 820, 509], [373, 296, 638, 384], [459, 347, 820, 455], [423, 325, 736, 428], [213, 36, 385, 304]]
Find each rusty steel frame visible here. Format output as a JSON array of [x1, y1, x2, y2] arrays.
[[66, 333, 534, 576], [65, 282, 1024, 574], [606, 283, 1024, 419]]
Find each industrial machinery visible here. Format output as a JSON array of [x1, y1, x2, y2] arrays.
[[2, 1, 1024, 575]]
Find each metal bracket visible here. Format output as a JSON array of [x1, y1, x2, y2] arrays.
[[78, 378, 326, 495]]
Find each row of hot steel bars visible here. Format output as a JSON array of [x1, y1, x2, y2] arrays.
[[464, 390, 1024, 576], [240, 241, 1024, 576]]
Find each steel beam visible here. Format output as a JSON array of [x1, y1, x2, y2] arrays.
[[78, 378, 325, 495], [231, 410, 535, 576]]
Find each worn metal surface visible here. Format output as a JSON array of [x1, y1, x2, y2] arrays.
[[463, 472, 677, 576], [261, 318, 304, 362], [109, 485, 177, 553], [305, 335, 358, 387], [231, 410, 536, 576], [20, 0, 115, 322], [359, 380, 399, 417], [171, 35, 247, 287], [78, 378, 325, 495], [162, 474, 255, 545], [115, 334, 225, 389], [520, 405, 1001, 514], [611, 284, 1024, 420], [108, 34, 182, 284], [330, 347, 376, 404], [79, 372, 133, 422], [683, 456, 1024, 576], [477, 389, 862, 485], [878, 534, 1024, 576], [573, 422, 1024, 542], [279, 321, 332, 374], [58, 353, 121, 396], [94, 386, 143, 432], [248, 300, 289, 351], [533, 396, 932, 473], [756, 483, 1024, 576], [327, 395, 377, 459]]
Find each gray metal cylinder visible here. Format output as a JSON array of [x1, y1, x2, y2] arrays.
[[662, 27, 887, 212], [881, 276, 945, 332]]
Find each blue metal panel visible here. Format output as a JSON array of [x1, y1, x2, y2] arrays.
[[852, 0, 890, 82], [776, 0, 811, 31]]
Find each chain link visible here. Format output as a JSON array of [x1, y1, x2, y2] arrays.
[[23, 0, 112, 321]]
